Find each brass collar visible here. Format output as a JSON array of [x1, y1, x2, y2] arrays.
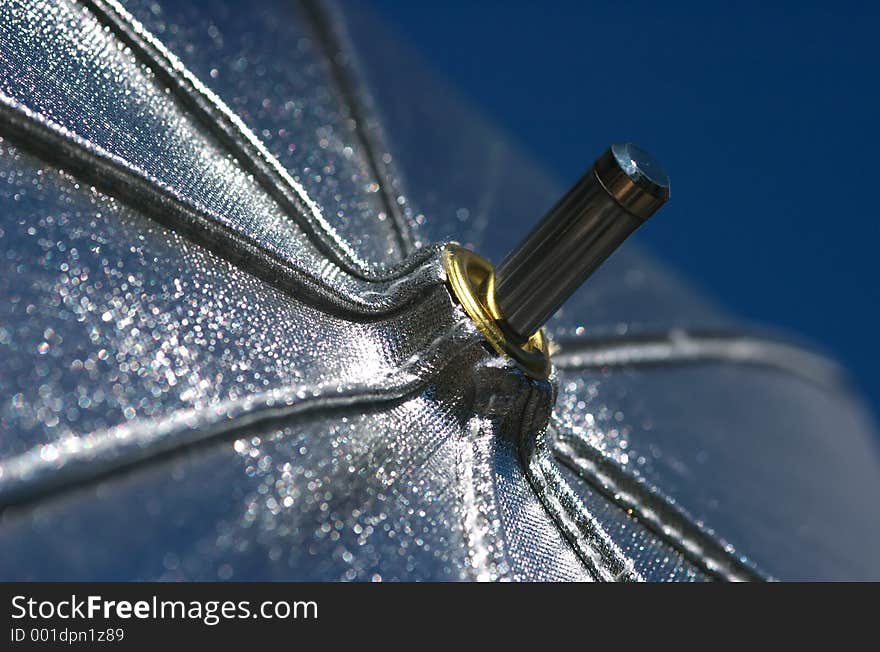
[[443, 245, 551, 379]]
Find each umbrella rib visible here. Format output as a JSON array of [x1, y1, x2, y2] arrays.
[[550, 427, 767, 581], [79, 0, 425, 281], [552, 329, 845, 392], [0, 385, 417, 512], [0, 320, 479, 511], [521, 416, 642, 582], [300, 0, 418, 256]]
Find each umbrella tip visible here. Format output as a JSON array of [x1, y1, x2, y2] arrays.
[[444, 144, 671, 378], [494, 143, 671, 340], [606, 142, 670, 213]]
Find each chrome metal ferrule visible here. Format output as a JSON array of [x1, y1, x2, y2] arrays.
[[494, 143, 670, 339]]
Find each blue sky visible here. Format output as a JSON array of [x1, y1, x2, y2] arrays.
[[369, 0, 880, 416]]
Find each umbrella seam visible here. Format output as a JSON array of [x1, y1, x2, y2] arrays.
[[0, 319, 481, 510], [299, 0, 418, 256], [551, 429, 768, 581], [552, 329, 845, 392], [519, 388, 641, 582], [522, 434, 641, 581]]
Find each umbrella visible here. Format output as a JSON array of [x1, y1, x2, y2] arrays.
[[0, 0, 877, 581]]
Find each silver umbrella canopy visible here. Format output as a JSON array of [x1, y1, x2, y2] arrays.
[[0, 0, 877, 581]]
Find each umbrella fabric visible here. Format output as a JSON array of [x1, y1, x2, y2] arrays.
[[0, 0, 877, 581]]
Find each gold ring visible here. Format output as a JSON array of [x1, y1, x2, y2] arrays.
[[443, 244, 551, 379]]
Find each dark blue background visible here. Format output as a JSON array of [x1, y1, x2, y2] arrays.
[[368, 0, 880, 416]]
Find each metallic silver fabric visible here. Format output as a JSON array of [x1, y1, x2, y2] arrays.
[[0, 370, 563, 581], [119, 0, 415, 261], [551, 362, 880, 580], [0, 0, 877, 581]]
